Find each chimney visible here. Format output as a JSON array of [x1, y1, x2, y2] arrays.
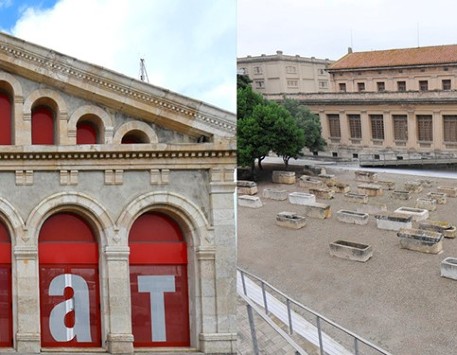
[[348, 47, 353, 54], [276, 50, 283, 55]]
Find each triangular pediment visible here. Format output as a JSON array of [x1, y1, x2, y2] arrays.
[[0, 32, 235, 140]]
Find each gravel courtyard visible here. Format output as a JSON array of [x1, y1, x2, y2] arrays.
[[237, 162, 457, 355]]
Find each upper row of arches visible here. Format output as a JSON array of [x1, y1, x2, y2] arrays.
[[0, 73, 160, 146]]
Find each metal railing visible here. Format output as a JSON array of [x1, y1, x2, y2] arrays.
[[238, 267, 392, 355]]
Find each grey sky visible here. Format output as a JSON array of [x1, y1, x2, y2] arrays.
[[238, 0, 457, 61]]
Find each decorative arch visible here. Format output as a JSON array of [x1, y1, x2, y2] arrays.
[[116, 191, 210, 248], [68, 105, 114, 144], [0, 72, 23, 97], [113, 121, 158, 144], [26, 192, 115, 247], [23, 89, 67, 115], [0, 198, 25, 244]]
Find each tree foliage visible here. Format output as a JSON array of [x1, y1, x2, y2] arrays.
[[281, 98, 326, 152]]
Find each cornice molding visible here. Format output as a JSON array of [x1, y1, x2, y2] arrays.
[[0, 33, 236, 137]]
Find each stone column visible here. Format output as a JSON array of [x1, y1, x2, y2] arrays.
[[199, 168, 236, 354], [433, 110, 444, 150], [104, 246, 134, 354], [197, 246, 217, 335], [15, 98, 30, 145], [319, 111, 330, 143], [14, 245, 40, 353]]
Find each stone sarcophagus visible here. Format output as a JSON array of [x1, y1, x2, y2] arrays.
[[318, 173, 336, 187], [418, 220, 457, 239], [262, 188, 288, 201], [272, 171, 296, 184], [374, 212, 413, 231], [394, 207, 429, 222], [437, 186, 457, 197], [404, 181, 423, 193], [298, 175, 326, 189], [329, 240, 373, 262], [343, 192, 368, 204], [238, 195, 263, 208], [397, 228, 443, 254], [336, 210, 369, 225], [237, 180, 257, 195], [276, 212, 306, 229], [391, 190, 412, 201], [427, 192, 447, 204], [354, 170, 378, 182], [288, 192, 316, 205], [303, 202, 332, 219], [333, 182, 350, 193], [308, 187, 334, 200], [357, 183, 383, 197], [441, 257, 457, 280], [415, 197, 436, 211]]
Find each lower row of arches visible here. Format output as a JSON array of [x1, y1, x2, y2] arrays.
[[0, 210, 191, 349]]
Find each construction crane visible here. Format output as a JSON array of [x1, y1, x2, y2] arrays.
[[139, 58, 149, 83]]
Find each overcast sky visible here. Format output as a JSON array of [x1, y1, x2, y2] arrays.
[[0, 0, 236, 112], [238, 0, 457, 61]]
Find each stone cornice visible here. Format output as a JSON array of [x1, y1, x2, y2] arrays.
[[0, 143, 236, 170], [266, 91, 457, 106], [0, 32, 236, 137]]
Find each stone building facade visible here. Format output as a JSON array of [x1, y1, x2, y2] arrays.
[[237, 51, 333, 94], [0, 32, 237, 354], [266, 45, 457, 160]]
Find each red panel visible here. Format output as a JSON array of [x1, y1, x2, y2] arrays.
[[32, 106, 54, 145], [130, 265, 190, 347], [77, 122, 98, 144], [0, 266, 12, 347], [130, 243, 187, 264], [39, 244, 97, 264], [40, 213, 95, 243], [0, 93, 11, 145], [40, 265, 101, 347], [129, 213, 183, 242]]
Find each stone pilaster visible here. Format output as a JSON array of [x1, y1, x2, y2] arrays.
[[14, 245, 40, 353], [104, 246, 134, 354]]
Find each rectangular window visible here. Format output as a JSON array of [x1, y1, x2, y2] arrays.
[[348, 114, 362, 139], [377, 82, 385, 92], [419, 80, 428, 91], [370, 115, 384, 140], [339, 83, 346, 92], [357, 83, 365, 92], [397, 81, 406, 91], [319, 81, 328, 88], [443, 115, 457, 142], [327, 114, 341, 138], [286, 66, 297, 74], [253, 66, 262, 74], [319, 69, 325, 75], [393, 115, 408, 141], [287, 80, 298, 87], [254, 80, 264, 89], [442, 79, 451, 90], [417, 115, 433, 141]]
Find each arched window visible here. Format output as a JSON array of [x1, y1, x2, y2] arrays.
[[32, 105, 55, 145], [38, 212, 101, 348], [0, 221, 12, 347], [77, 121, 98, 144], [129, 212, 190, 347], [121, 130, 149, 144], [0, 92, 12, 145]]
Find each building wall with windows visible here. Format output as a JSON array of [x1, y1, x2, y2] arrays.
[[266, 45, 457, 160], [0, 32, 236, 354], [237, 50, 334, 94]]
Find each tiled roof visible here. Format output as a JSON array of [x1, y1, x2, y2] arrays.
[[329, 44, 457, 70]]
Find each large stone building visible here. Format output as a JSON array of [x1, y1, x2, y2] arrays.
[[0, 32, 237, 354], [266, 44, 457, 160], [237, 50, 333, 94]]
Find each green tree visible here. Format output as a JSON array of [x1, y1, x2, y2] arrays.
[[281, 98, 326, 152], [237, 83, 264, 121]]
